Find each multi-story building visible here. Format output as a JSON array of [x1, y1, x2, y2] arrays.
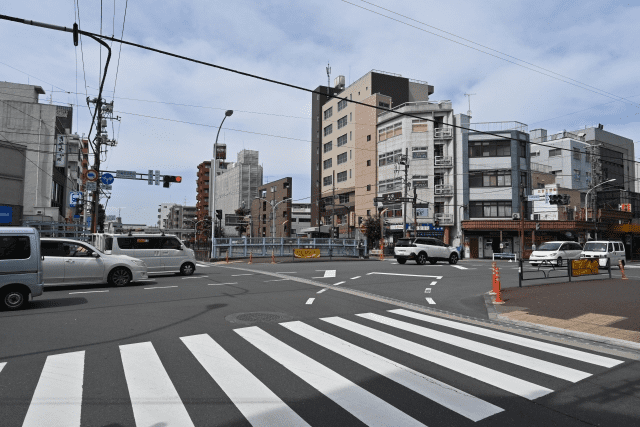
[[250, 177, 292, 238], [311, 70, 434, 238], [0, 82, 79, 225], [165, 205, 197, 241], [196, 160, 211, 231], [211, 149, 263, 236], [461, 122, 531, 258], [290, 203, 311, 236], [158, 203, 177, 228]]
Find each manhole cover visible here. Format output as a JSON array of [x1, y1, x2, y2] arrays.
[[226, 312, 293, 325]]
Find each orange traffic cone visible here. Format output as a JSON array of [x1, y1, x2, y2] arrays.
[[271, 249, 276, 264], [248, 252, 253, 264], [489, 262, 497, 295], [225, 251, 229, 264], [380, 241, 385, 261], [619, 260, 628, 280], [493, 266, 505, 304]]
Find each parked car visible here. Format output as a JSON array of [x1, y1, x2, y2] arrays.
[[580, 241, 626, 268], [92, 233, 196, 276], [0, 227, 44, 310], [41, 238, 148, 287], [394, 237, 460, 265], [529, 241, 583, 267]]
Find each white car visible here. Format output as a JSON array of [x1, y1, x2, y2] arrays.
[[41, 238, 148, 287], [394, 237, 460, 265], [529, 241, 583, 267], [581, 241, 626, 268]]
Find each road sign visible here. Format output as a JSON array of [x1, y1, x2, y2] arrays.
[[103, 184, 113, 191], [0, 206, 13, 224], [116, 170, 136, 179], [73, 215, 80, 219], [105, 215, 117, 221], [101, 173, 114, 185], [148, 170, 153, 185], [69, 191, 83, 207], [86, 170, 98, 182], [225, 214, 248, 226], [155, 170, 160, 186], [527, 195, 542, 201], [360, 225, 367, 233], [86, 182, 97, 191]]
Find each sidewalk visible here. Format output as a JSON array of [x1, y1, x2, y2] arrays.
[[486, 278, 640, 347]]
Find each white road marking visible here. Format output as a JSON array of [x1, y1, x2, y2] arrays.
[[428, 281, 437, 286], [232, 274, 254, 276], [22, 351, 85, 427], [368, 272, 443, 279], [282, 321, 503, 422], [196, 264, 209, 268], [360, 313, 592, 383], [323, 270, 336, 278], [181, 334, 310, 426], [182, 276, 207, 279], [390, 309, 623, 368], [333, 281, 345, 286], [208, 282, 238, 286], [276, 271, 297, 273], [424, 288, 431, 293], [452, 265, 468, 270], [236, 327, 426, 427], [120, 342, 194, 426], [305, 298, 315, 305], [425, 298, 436, 304], [144, 286, 178, 290], [0, 362, 5, 374], [69, 290, 109, 294], [351, 276, 361, 279], [317, 289, 327, 294], [323, 317, 553, 400], [265, 279, 290, 282]]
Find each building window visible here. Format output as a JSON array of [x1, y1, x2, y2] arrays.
[[367, 209, 371, 216], [549, 148, 562, 157], [337, 152, 347, 165], [520, 172, 527, 189], [350, 149, 352, 159], [469, 170, 512, 187], [323, 141, 332, 153], [323, 158, 332, 169], [337, 171, 347, 183], [367, 135, 371, 141], [412, 119, 429, 133], [468, 140, 511, 157], [349, 169, 352, 178], [379, 101, 390, 108], [338, 99, 347, 111], [261, 190, 267, 198], [531, 151, 540, 157], [378, 178, 403, 192], [469, 201, 512, 218], [412, 146, 428, 159], [367, 160, 371, 166], [337, 134, 347, 147], [339, 194, 350, 203], [323, 107, 333, 120], [350, 131, 352, 141], [378, 149, 402, 166], [585, 151, 591, 162], [337, 116, 348, 129], [366, 184, 371, 191], [324, 124, 333, 136], [378, 122, 402, 142], [323, 175, 332, 186], [574, 169, 581, 180], [519, 140, 527, 158], [350, 112, 352, 122], [573, 149, 581, 160]]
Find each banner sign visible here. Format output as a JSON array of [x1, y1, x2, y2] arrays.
[[571, 259, 599, 277], [55, 135, 66, 167], [294, 248, 320, 258]]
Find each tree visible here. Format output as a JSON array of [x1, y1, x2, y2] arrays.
[[234, 206, 250, 236], [362, 214, 382, 248]]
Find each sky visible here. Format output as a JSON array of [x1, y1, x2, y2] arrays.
[[2, 0, 640, 225]]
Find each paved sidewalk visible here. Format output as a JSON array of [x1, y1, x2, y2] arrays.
[[486, 278, 640, 346]]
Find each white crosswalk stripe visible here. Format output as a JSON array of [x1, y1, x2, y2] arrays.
[[3, 309, 626, 426]]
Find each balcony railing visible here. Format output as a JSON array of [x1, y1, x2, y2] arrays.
[[435, 213, 454, 225], [530, 162, 552, 173], [434, 184, 453, 195], [434, 127, 452, 138], [434, 156, 453, 167]]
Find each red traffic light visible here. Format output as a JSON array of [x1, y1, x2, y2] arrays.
[[175, 176, 182, 183]]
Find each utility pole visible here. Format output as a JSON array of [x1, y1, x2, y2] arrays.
[[413, 186, 418, 239], [400, 149, 409, 238], [90, 98, 102, 233], [332, 170, 336, 238], [464, 93, 476, 117]]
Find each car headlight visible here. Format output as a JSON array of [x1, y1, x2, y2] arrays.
[[131, 259, 146, 267]]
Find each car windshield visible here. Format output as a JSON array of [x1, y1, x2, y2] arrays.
[[536, 243, 562, 251], [395, 239, 414, 247], [583, 242, 607, 252]]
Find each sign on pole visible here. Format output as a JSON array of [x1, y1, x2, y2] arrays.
[[148, 170, 153, 185], [69, 191, 83, 207], [103, 184, 113, 191], [55, 135, 66, 167], [101, 173, 114, 185], [527, 195, 542, 202], [225, 214, 248, 226], [86, 182, 97, 191], [86, 170, 98, 182], [155, 170, 160, 186], [115, 170, 136, 179]]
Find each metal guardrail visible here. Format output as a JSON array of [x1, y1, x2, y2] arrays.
[[211, 237, 367, 260], [22, 221, 90, 241], [518, 258, 612, 287]]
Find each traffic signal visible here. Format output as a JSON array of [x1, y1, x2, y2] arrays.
[[75, 204, 83, 216], [560, 195, 570, 205], [333, 228, 339, 239], [548, 195, 561, 205], [162, 175, 182, 188], [216, 210, 223, 221]]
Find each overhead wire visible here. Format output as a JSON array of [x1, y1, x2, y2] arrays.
[[112, 0, 128, 99]]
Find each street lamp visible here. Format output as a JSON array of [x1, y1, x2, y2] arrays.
[[254, 196, 269, 238], [585, 178, 615, 222], [272, 198, 292, 237], [211, 110, 233, 255]]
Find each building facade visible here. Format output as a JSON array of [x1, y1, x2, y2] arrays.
[[196, 160, 211, 232], [290, 203, 311, 236], [250, 177, 292, 238], [158, 203, 177, 228]]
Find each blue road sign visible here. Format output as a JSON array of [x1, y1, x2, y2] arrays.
[[87, 217, 92, 226], [73, 215, 80, 219], [101, 173, 114, 185], [69, 191, 83, 207], [0, 206, 12, 224]]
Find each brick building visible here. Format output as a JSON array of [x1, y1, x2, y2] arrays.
[[250, 177, 292, 238]]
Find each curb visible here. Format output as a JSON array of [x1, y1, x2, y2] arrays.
[[483, 291, 640, 352]]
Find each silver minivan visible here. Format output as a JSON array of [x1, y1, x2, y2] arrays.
[[0, 227, 44, 310], [581, 241, 626, 268]]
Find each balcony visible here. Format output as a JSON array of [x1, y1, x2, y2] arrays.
[[434, 127, 452, 139], [434, 156, 453, 167], [435, 213, 454, 225], [434, 184, 453, 196]]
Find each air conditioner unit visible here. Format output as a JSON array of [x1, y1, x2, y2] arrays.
[[512, 213, 520, 220]]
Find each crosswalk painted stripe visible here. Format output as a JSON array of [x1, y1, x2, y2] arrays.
[[282, 321, 503, 422], [425, 298, 436, 305], [452, 265, 468, 270], [0, 362, 5, 374], [322, 317, 553, 400], [181, 334, 310, 426], [120, 342, 195, 427], [22, 351, 85, 427], [236, 326, 426, 427], [323, 270, 336, 278], [390, 309, 623, 368], [358, 313, 591, 383]]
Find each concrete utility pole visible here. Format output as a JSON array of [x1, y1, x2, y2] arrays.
[[401, 149, 409, 238], [211, 110, 233, 252]]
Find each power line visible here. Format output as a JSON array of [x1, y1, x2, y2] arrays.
[[344, 0, 640, 108], [112, 0, 128, 99], [75, 0, 91, 114]]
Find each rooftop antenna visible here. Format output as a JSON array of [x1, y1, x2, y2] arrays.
[[326, 62, 331, 95], [464, 93, 476, 117]]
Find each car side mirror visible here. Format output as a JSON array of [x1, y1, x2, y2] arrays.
[[92, 252, 100, 258]]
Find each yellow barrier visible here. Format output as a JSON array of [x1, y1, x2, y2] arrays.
[[294, 248, 321, 258], [571, 259, 599, 277]]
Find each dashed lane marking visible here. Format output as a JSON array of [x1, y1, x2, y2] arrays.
[[367, 272, 443, 279], [428, 281, 437, 286], [323, 270, 337, 278], [452, 265, 468, 270], [425, 298, 436, 304], [232, 274, 254, 276], [144, 286, 178, 290], [305, 298, 315, 305], [317, 289, 327, 294], [182, 276, 207, 280], [351, 276, 361, 280], [208, 283, 238, 286], [424, 288, 431, 293], [333, 281, 345, 286], [69, 290, 109, 294], [265, 279, 290, 282], [196, 264, 209, 268]]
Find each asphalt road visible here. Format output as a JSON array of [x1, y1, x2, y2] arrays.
[[0, 259, 638, 426]]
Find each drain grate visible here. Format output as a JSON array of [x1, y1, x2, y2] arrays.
[[226, 312, 293, 325]]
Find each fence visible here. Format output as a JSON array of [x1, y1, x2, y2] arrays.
[[22, 221, 90, 241], [518, 258, 612, 287], [209, 237, 367, 260]]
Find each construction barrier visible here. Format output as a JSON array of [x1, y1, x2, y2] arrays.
[[619, 260, 628, 279], [493, 265, 504, 304]]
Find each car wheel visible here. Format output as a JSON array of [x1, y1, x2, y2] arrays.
[[397, 258, 406, 264], [180, 262, 195, 276], [449, 253, 459, 264], [556, 257, 563, 267], [416, 253, 428, 265], [109, 267, 132, 287], [1, 288, 27, 311]]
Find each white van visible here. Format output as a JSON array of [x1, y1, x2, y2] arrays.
[[0, 227, 44, 310], [580, 241, 626, 268], [95, 233, 196, 276]]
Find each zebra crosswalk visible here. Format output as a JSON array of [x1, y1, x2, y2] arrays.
[[0, 309, 625, 426]]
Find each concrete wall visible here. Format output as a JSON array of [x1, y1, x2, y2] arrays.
[[532, 138, 591, 190]]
